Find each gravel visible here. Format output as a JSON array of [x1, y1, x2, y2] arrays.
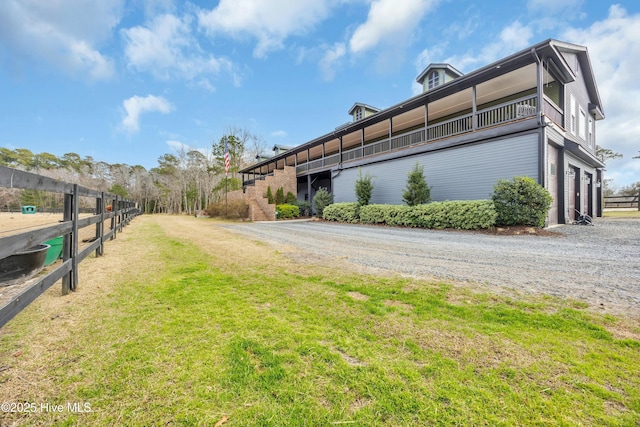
[[221, 218, 640, 316]]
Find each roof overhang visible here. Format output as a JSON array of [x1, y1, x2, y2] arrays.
[[240, 39, 605, 174], [565, 140, 605, 168]]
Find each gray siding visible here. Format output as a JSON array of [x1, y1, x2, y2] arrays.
[[562, 53, 596, 155], [333, 133, 539, 204]]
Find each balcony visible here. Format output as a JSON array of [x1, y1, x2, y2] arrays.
[[296, 94, 538, 175]]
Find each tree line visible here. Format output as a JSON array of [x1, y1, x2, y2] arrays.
[[0, 127, 268, 214]]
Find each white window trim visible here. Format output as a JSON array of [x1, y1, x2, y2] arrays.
[[588, 117, 594, 149], [579, 107, 586, 140], [570, 95, 576, 134]]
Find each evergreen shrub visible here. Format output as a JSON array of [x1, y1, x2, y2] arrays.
[[285, 191, 297, 204], [322, 202, 359, 223], [276, 203, 300, 219], [275, 187, 285, 205], [266, 186, 274, 204], [492, 176, 553, 227], [293, 200, 312, 216], [313, 187, 334, 216], [354, 200, 496, 229]]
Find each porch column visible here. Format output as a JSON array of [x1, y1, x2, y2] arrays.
[[307, 174, 312, 212], [388, 117, 392, 150], [424, 103, 429, 141], [338, 136, 343, 164], [472, 86, 477, 131]]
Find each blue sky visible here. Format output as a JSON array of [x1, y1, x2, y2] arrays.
[[1, 0, 639, 188]]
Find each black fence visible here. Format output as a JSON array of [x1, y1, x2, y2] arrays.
[[604, 195, 639, 209], [0, 166, 140, 328]]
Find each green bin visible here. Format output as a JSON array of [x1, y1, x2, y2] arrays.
[[43, 236, 64, 266], [21, 205, 37, 214]]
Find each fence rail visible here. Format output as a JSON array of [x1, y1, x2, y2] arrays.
[[604, 194, 639, 209], [0, 166, 140, 328]]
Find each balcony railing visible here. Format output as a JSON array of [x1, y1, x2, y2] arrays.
[[293, 94, 540, 174]]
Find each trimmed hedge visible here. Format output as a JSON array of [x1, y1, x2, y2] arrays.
[[332, 200, 497, 230], [322, 202, 359, 223], [492, 176, 552, 228], [276, 203, 300, 219]]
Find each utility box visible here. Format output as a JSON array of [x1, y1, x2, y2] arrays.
[[21, 205, 37, 214]]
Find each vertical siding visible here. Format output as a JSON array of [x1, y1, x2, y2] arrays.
[[333, 133, 540, 204]]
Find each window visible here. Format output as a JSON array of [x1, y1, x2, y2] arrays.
[[588, 117, 594, 149], [570, 96, 576, 134], [579, 108, 586, 140], [355, 108, 363, 121], [428, 70, 440, 89]]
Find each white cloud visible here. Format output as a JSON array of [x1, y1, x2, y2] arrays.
[[349, 0, 438, 54], [271, 130, 288, 137], [198, 0, 333, 58], [438, 21, 534, 72], [0, 0, 121, 80], [121, 95, 175, 133], [562, 5, 640, 186], [122, 13, 232, 81], [319, 42, 346, 81]]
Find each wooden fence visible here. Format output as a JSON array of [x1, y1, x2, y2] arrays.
[[604, 194, 639, 209], [0, 166, 140, 328]]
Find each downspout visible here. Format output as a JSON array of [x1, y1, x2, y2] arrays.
[[531, 47, 546, 189]]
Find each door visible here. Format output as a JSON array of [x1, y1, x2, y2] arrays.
[[547, 145, 559, 225], [567, 166, 579, 221]]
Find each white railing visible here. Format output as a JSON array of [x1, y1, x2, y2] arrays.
[[426, 114, 472, 140], [477, 95, 537, 129], [293, 95, 540, 174]]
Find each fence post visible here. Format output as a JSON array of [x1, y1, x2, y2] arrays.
[[96, 192, 104, 256], [111, 195, 119, 240], [62, 184, 80, 295], [71, 184, 79, 291], [61, 189, 74, 295]]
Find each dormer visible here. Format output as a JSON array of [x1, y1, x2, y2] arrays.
[[348, 103, 380, 122], [416, 63, 463, 93], [272, 144, 293, 155]]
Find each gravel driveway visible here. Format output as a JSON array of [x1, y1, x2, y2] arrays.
[[221, 218, 640, 316]]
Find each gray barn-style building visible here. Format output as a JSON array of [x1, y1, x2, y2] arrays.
[[239, 39, 605, 225]]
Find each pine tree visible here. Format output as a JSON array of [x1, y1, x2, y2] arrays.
[[275, 187, 285, 205], [402, 163, 431, 206], [266, 186, 274, 204], [355, 169, 374, 206]]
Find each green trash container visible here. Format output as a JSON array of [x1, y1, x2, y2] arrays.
[[43, 236, 64, 266], [21, 205, 37, 214]]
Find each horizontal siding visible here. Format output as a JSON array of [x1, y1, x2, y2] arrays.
[[333, 133, 539, 204]]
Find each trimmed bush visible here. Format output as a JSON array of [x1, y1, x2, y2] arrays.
[[359, 204, 411, 226], [322, 203, 359, 223], [347, 200, 497, 229], [492, 176, 553, 228], [293, 200, 312, 217], [313, 187, 334, 216], [204, 200, 250, 220], [276, 203, 300, 219], [285, 191, 297, 204]]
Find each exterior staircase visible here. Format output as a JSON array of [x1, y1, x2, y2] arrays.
[[227, 166, 297, 221]]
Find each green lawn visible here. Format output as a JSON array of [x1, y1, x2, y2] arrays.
[[1, 217, 639, 426], [603, 210, 640, 218]]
